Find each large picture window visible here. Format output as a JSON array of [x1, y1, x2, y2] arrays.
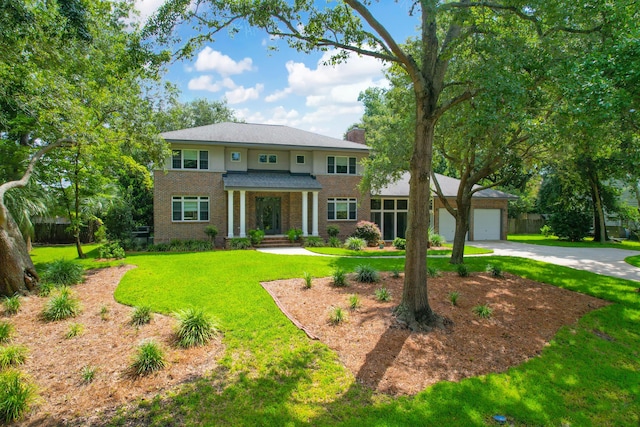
[[370, 198, 408, 240], [327, 156, 356, 175], [172, 149, 208, 170], [328, 198, 357, 220], [172, 196, 209, 221]]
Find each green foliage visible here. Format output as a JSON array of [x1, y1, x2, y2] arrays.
[[352, 221, 382, 246], [302, 272, 313, 289], [548, 208, 592, 242], [3, 296, 20, 316], [42, 259, 84, 286], [374, 287, 392, 302], [329, 306, 346, 325], [286, 228, 303, 242], [64, 323, 84, 339], [99, 305, 110, 321], [331, 268, 348, 287], [131, 306, 153, 326], [148, 239, 213, 252], [486, 264, 504, 278], [155, 98, 239, 132], [344, 237, 366, 251], [328, 236, 342, 248], [0, 346, 28, 369], [456, 264, 469, 277], [326, 225, 340, 238], [540, 224, 553, 237], [348, 294, 360, 310], [392, 237, 406, 250], [354, 264, 379, 283], [429, 233, 446, 247], [229, 238, 251, 250], [204, 225, 218, 245], [427, 265, 441, 278], [131, 340, 166, 376], [0, 322, 14, 344], [448, 291, 460, 307], [103, 201, 136, 242], [303, 236, 324, 247], [41, 287, 81, 322], [248, 229, 265, 246], [80, 365, 97, 384], [391, 268, 401, 278], [0, 370, 37, 423], [174, 308, 218, 348], [472, 304, 493, 319], [37, 282, 55, 297], [98, 241, 126, 259]]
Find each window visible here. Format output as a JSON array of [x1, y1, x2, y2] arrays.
[[327, 156, 356, 175], [370, 198, 409, 239], [172, 196, 209, 222], [258, 154, 278, 164], [171, 149, 209, 170], [296, 155, 305, 164], [328, 198, 357, 220], [230, 152, 241, 162]]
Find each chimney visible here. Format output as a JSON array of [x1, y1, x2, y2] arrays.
[[345, 128, 366, 144]]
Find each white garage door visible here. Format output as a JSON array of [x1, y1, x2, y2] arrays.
[[438, 208, 456, 242], [473, 209, 501, 240]]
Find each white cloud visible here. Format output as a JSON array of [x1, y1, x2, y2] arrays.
[[132, 0, 164, 24], [225, 84, 264, 104], [187, 76, 236, 92], [194, 47, 254, 76], [265, 88, 292, 102]]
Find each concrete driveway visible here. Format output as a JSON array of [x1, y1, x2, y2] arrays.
[[471, 241, 640, 282]]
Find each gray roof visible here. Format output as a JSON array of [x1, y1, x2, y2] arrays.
[[161, 122, 369, 152], [223, 171, 323, 191], [375, 172, 517, 199]]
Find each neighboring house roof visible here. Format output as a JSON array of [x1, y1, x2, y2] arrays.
[[375, 172, 518, 200], [223, 171, 323, 191], [161, 122, 369, 152]]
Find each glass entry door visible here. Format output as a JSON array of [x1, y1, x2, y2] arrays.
[[256, 197, 281, 234]]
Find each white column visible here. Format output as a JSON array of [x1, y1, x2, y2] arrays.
[[239, 190, 246, 237], [227, 190, 234, 237], [312, 191, 319, 236], [301, 191, 308, 236]]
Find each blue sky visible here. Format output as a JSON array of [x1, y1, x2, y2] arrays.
[[135, 1, 420, 139]]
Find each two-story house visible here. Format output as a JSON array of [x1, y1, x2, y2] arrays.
[[154, 122, 515, 246]]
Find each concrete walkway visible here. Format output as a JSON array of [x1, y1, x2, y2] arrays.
[[471, 241, 640, 282], [258, 242, 640, 282]]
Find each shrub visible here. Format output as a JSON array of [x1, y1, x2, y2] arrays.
[[0, 370, 37, 423], [329, 306, 346, 325], [427, 265, 441, 278], [204, 225, 218, 247], [37, 282, 55, 297], [0, 322, 14, 344], [131, 305, 153, 326], [486, 264, 504, 278], [540, 224, 552, 237], [303, 236, 324, 247], [326, 225, 340, 238], [392, 237, 406, 250], [42, 259, 84, 286], [64, 323, 84, 339], [456, 264, 469, 277], [3, 295, 20, 316], [352, 220, 382, 246], [355, 264, 379, 283], [374, 287, 392, 302], [248, 229, 265, 246], [229, 237, 251, 250], [429, 233, 446, 247], [175, 308, 217, 348], [448, 291, 460, 306], [391, 268, 401, 278], [164, 239, 212, 252], [81, 365, 97, 384], [0, 345, 28, 369], [473, 304, 493, 319], [548, 207, 591, 241], [41, 287, 81, 322], [286, 228, 303, 242], [98, 241, 126, 259], [131, 340, 166, 376], [344, 237, 366, 251], [328, 236, 342, 248], [302, 272, 313, 289], [348, 294, 360, 310], [331, 268, 348, 287]]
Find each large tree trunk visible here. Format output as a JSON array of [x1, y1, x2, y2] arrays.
[[450, 200, 471, 265], [0, 212, 39, 296], [588, 172, 608, 243]]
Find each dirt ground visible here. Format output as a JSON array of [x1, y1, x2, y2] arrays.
[[262, 271, 609, 395], [3, 266, 223, 426]]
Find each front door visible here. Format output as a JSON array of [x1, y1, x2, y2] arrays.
[[256, 197, 281, 234]]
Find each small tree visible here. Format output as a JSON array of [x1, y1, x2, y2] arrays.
[[352, 221, 382, 247]]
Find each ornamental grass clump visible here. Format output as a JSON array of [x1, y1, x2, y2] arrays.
[[64, 323, 84, 339], [175, 308, 218, 348], [375, 287, 392, 302], [427, 265, 441, 278], [473, 304, 493, 319], [3, 296, 20, 316], [41, 287, 81, 322], [80, 365, 97, 384], [448, 291, 460, 306], [355, 264, 379, 283], [344, 237, 366, 251], [348, 294, 360, 310], [0, 345, 28, 369], [0, 321, 14, 344], [42, 259, 84, 286], [329, 306, 346, 325], [331, 268, 348, 287], [456, 264, 470, 277], [0, 370, 37, 423], [486, 263, 504, 278], [302, 272, 313, 289], [131, 340, 166, 376], [130, 305, 153, 326]]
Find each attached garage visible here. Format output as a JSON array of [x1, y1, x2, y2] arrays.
[[473, 209, 501, 240], [438, 208, 457, 242]]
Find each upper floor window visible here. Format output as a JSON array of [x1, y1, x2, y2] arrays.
[[259, 154, 278, 164], [172, 196, 209, 221], [328, 197, 357, 220], [327, 156, 356, 175], [172, 149, 208, 170]]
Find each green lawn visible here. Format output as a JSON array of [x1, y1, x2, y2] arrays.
[[509, 234, 640, 250], [626, 255, 640, 268], [30, 245, 640, 426], [307, 244, 492, 257]]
